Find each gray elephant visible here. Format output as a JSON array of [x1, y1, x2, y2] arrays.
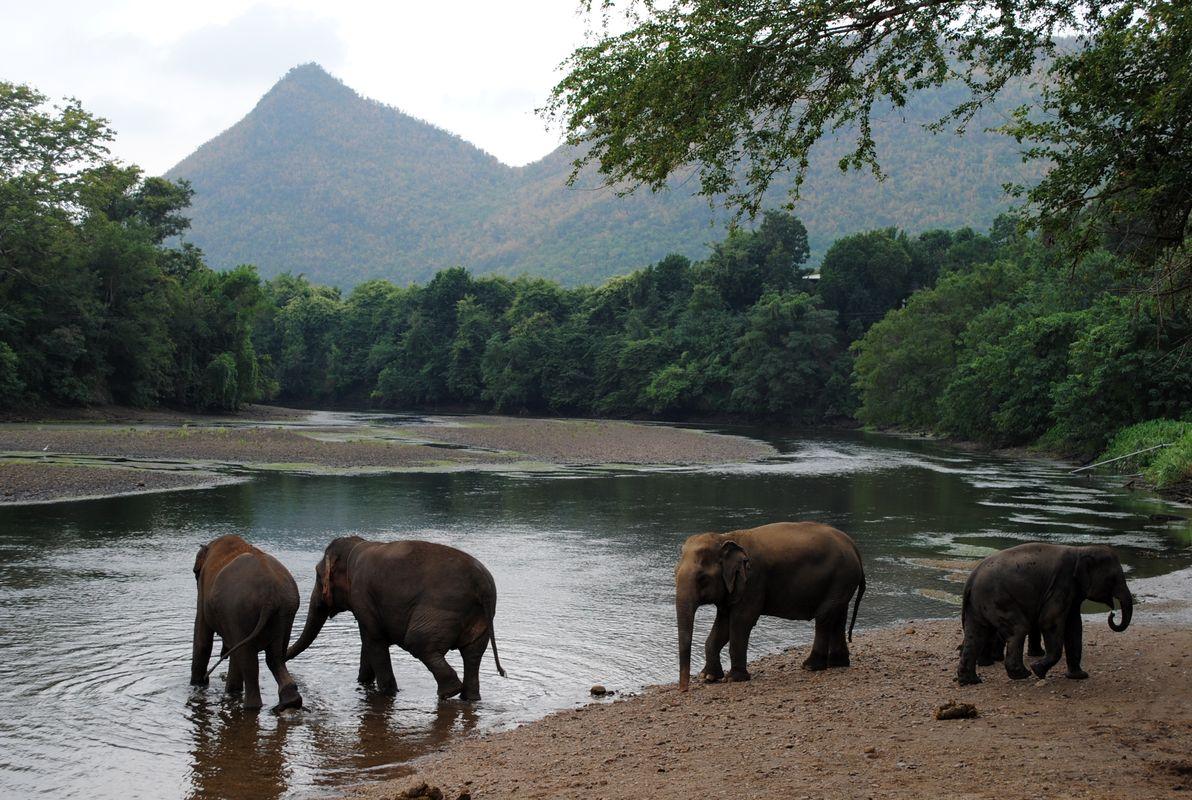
[[675, 521, 865, 691], [191, 534, 303, 712], [957, 542, 1133, 685], [286, 536, 506, 701]]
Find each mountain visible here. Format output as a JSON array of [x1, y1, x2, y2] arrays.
[[166, 63, 1044, 288]]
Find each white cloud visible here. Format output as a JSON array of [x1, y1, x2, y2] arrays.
[[0, 0, 599, 174]]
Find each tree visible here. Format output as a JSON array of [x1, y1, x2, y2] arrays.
[[817, 229, 914, 337], [448, 296, 497, 401], [1004, 2, 1192, 304], [547, 1, 1114, 213], [0, 81, 114, 208], [547, 1, 1190, 298], [0, 342, 22, 404], [729, 291, 839, 420], [1043, 296, 1192, 456], [698, 211, 810, 311], [852, 259, 1023, 428]]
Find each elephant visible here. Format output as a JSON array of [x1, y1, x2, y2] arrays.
[[286, 536, 506, 701], [956, 542, 1133, 685], [191, 534, 303, 712], [675, 521, 866, 692]]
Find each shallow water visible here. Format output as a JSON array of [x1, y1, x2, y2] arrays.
[[0, 423, 1188, 799]]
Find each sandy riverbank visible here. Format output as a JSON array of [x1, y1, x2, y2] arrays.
[[358, 617, 1192, 800], [402, 416, 775, 465], [0, 462, 240, 504], [0, 410, 775, 504]]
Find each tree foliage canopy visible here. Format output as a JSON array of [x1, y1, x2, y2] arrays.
[[1004, 1, 1192, 299], [0, 81, 270, 411], [547, 0, 1191, 300]]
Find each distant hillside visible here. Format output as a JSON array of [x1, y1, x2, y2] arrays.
[[167, 63, 1044, 288]]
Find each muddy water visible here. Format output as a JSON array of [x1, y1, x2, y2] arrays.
[[0, 425, 1188, 799]]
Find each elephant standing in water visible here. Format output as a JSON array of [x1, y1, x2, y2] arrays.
[[957, 542, 1133, 685], [191, 535, 303, 712], [675, 521, 866, 691], [286, 536, 506, 701]]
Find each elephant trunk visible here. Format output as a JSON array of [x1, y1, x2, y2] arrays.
[[1108, 581, 1133, 632], [676, 596, 695, 692], [287, 589, 329, 660]]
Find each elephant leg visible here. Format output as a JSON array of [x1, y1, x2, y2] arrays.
[[1027, 627, 1045, 658], [1063, 609, 1088, 680], [726, 608, 759, 682], [1003, 627, 1031, 680], [977, 632, 1002, 666], [225, 649, 244, 695], [957, 617, 989, 685], [190, 612, 214, 686], [265, 637, 302, 713], [1029, 624, 1065, 679], [419, 651, 464, 699], [803, 614, 835, 671], [827, 606, 850, 668], [459, 636, 488, 702], [235, 649, 262, 711], [362, 637, 397, 695], [700, 606, 729, 682], [357, 640, 376, 685]]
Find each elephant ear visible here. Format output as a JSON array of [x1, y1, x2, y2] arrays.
[[193, 544, 209, 580], [720, 540, 750, 601], [1072, 550, 1092, 600], [320, 555, 337, 607]]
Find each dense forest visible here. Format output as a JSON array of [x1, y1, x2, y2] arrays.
[[165, 63, 1043, 288]]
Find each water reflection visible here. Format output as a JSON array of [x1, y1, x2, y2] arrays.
[[187, 696, 294, 800], [0, 427, 1187, 799]]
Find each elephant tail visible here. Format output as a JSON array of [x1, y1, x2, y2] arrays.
[[961, 577, 972, 628], [848, 543, 867, 643], [204, 607, 271, 681], [848, 571, 865, 643], [483, 593, 507, 678], [489, 624, 507, 678]]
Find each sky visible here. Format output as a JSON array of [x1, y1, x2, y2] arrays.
[[1, 0, 603, 175]]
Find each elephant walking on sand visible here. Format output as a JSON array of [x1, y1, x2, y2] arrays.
[[286, 537, 506, 701], [957, 542, 1133, 685], [191, 535, 303, 712], [675, 521, 866, 692]]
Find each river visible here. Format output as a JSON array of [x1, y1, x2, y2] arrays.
[[0, 420, 1187, 798]]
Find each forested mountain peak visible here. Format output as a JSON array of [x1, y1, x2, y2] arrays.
[[167, 64, 1045, 288]]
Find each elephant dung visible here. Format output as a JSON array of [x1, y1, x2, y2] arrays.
[[934, 701, 978, 720]]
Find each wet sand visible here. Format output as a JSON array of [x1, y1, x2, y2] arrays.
[[403, 416, 775, 465], [0, 427, 519, 471], [0, 411, 775, 504], [358, 619, 1192, 800], [0, 462, 238, 504]]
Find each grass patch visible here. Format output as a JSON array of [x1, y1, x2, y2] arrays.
[[1098, 419, 1192, 489]]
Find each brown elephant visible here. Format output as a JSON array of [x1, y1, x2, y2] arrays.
[[286, 537, 506, 701], [191, 534, 303, 712], [957, 542, 1133, 685], [675, 521, 866, 692]]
